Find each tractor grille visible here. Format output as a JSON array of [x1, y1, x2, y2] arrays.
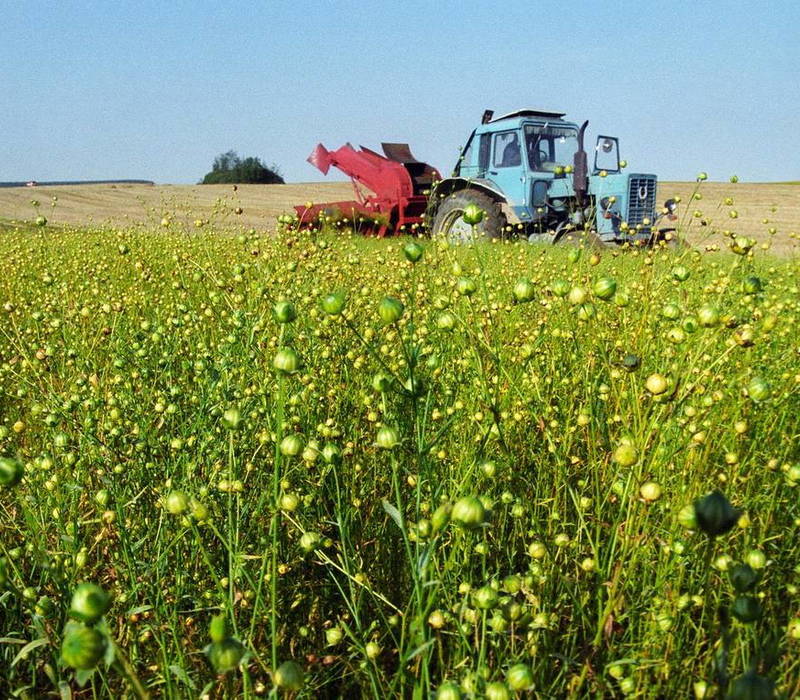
[[626, 176, 657, 226]]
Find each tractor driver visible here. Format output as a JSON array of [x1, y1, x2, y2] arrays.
[[500, 134, 521, 167]]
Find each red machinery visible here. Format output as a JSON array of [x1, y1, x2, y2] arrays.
[[295, 143, 441, 236]]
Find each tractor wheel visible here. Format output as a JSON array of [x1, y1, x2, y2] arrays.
[[554, 223, 605, 250], [432, 189, 504, 243]]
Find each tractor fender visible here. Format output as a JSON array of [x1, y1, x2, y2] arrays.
[[431, 177, 507, 205]]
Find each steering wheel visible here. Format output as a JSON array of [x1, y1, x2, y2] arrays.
[[537, 149, 559, 172]]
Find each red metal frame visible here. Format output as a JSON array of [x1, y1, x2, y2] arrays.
[[296, 143, 440, 236]]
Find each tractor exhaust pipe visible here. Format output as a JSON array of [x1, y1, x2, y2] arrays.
[[573, 120, 589, 206]]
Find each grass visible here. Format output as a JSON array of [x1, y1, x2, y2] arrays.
[[0, 202, 799, 698]]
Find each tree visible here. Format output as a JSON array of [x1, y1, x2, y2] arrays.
[[201, 150, 284, 185]]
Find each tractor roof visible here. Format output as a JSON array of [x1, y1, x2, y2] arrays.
[[491, 109, 566, 122]]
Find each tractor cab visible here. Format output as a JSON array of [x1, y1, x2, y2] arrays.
[[435, 108, 673, 244]]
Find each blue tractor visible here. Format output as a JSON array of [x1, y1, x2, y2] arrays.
[[430, 109, 678, 245]]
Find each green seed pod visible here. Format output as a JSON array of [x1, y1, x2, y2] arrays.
[[729, 563, 760, 593], [70, 583, 111, 624], [299, 531, 321, 553], [593, 277, 617, 300], [272, 300, 296, 324], [34, 595, 54, 617], [640, 481, 662, 502], [472, 585, 499, 610], [621, 354, 640, 372], [462, 203, 484, 225], [325, 626, 343, 646], [512, 278, 536, 303], [61, 626, 106, 670], [661, 302, 681, 320], [484, 682, 511, 700], [645, 373, 669, 395], [208, 637, 245, 673], [742, 276, 763, 294], [549, 279, 570, 297], [321, 443, 341, 465], [274, 660, 305, 690], [697, 304, 720, 328], [576, 302, 596, 321], [725, 670, 775, 699], [221, 407, 242, 430], [378, 297, 404, 325], [0, 456, 24, 487], [436, 681, 463, 700], [279, 434, 305, 457], [506, 663, 534, 691], [371, 372, 393, 393], [731, 595, 762, 623], [451, 496, 486, 530], [321, 292, 346, 316], [436, 311, 457, 331], [744, 549, 767, 570], [613, 444, 638, 467], [681, 316, 699, 333], [693, 490, 740, 537], [747, 376, 770, 402], [376, 425, 401, 450], [209, 613, 229, 643], [431, 502, 452, 534], [403, 241, 424, 263], [273, 347, 301, 374], [190, 498, 209, 522], [568, 286, 587, 305], [165, 490, 190, 515], [671, 265, 690, 282], [0, 558, 7, 588], [456, 277, 477, 297]]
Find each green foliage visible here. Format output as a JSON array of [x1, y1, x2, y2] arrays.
[[0, 211, 798, 697], [201, 149, 284, 185]]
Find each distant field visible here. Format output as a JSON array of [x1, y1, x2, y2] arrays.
[[0, 180, 797, 254]]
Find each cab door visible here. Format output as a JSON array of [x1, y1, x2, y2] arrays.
[[487, 129, 527, 206]]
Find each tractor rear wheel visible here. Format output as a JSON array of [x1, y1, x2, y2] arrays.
[[554, 223, 605, 250], [432, 189, 504, 243]]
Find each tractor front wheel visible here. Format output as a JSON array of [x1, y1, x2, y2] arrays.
[[431, 189, 504, 243]]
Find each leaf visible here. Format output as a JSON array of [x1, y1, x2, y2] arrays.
[[11, 637, 49, 667], [125, 605, 153, 616], [0, 637, 27, 645], [74, 668, 96, 687], [403, 639, 434, 662], [58, 681, 73, 700], [416, 547, 431, 578], [169, 664, 196, 690], [381, 499, 404, 532]]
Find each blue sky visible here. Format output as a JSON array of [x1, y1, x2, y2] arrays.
[[2, 1, 798, 183]]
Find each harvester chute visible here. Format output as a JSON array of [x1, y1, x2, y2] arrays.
[[296, 143, 441, 236]]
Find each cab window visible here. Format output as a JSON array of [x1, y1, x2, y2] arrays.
[[492, 131, 521, 168]]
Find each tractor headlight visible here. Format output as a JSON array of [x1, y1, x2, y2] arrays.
[[600, 196, 617, 219], [664, 198, 678, 214]]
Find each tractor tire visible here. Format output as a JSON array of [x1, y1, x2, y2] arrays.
[[554, 223, 605, 250], [432, 189, 504, 243]]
